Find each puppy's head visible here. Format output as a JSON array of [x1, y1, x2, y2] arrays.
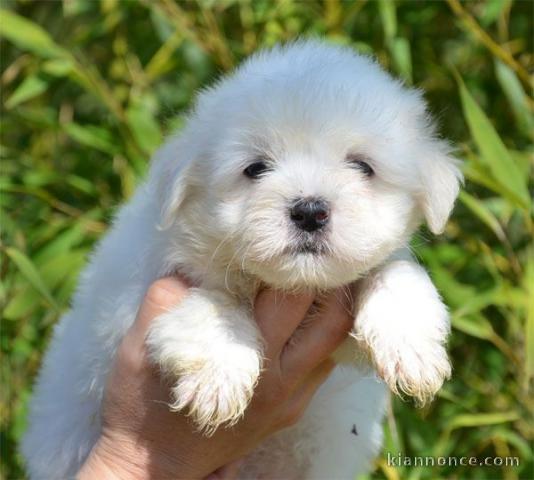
[[155, 41, 462, 290]]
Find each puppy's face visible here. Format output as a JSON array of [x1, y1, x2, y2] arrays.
[[204, 128, 418, 289], [158, 43, 462, 290]]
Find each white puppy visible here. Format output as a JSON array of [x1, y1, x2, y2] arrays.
[[22, 40, 461, 479]]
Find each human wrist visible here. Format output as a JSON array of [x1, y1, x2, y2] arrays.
[[77, 431, 203, 480], [77, 434, 147, 480]]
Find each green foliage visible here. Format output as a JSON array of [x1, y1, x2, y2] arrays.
[[1, 1, 532, 479]]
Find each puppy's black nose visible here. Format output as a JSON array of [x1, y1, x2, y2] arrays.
[[290, 198, 330, 232]]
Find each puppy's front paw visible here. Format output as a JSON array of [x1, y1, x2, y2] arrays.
[[355, 264, 452, 405], [168, 347, 260, 433], [146, 290, 262, 433], [373, 337, 451, 405]]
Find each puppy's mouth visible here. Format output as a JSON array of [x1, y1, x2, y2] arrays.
[[284, 235, 328, 256]]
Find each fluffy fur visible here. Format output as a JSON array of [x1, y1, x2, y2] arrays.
[[22, 40, 462, 479]]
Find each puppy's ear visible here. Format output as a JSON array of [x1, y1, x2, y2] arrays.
[[159, 165, 192, 229], [151, 136, 194, 229], [419, 149, 463, 234]]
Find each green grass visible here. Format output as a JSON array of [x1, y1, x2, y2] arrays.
[[1, 1, 532, 479]]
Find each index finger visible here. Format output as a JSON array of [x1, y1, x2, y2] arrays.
[[130, 277, 191, 348], [111, 276, 191, 376], [254, 288, 315, 359], [280, 287, 353, 380]]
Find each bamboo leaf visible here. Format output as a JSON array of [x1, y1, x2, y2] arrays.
[[4, 247, 59, 311], [451, 314, 494, 340], [457, 78, 530, 210], [378, 0, 397, 40], [525, 252, 534, 385], [126, 104, 162, 154], [34, 224, 88, 265], [40, 250, 87, 290], [458, 191, 506, 242], [42, 58, 74, 77], [0, 9, 69, 58], [494, 60, 534, 139], [448, 411, 519, 430], [390, 37, 412, 84], [463, 160, 530, 207], [3, 286, 40, 320], [63, 123, 117, 155], [493, 429, 533, 461], [5, 75, 48, 109], [480, 0, 512, 26]]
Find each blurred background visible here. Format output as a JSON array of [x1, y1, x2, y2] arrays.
[[1, 0, 532, 479]]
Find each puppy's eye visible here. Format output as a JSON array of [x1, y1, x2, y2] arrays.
[[346, 154, 374, 177], [243, 161, 270, 179]]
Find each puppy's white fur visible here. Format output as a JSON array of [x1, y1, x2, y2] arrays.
[[22, 41, 461, 479]]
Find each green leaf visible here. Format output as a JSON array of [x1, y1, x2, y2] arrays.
[[126, 104, 162, 154], [145, 30, 183, 82], [0, 9, 69, 59], [495, 60, 534, 139], [22, 170, 58, 187], [526, 253, 534, 384], [463, 160, 529, 208], [448, 411, 519, 430], [452, 314, 494, 340], [34, 224, 88, 265], [510, 150, 532, 180], [390, 37, 412, 84], [378, 0, 396, 40], [63, 0, 92, 17], [40, 250, 86, 290], [480, 0, 512, 26], [66, 174, 98, 195], [3, 285, 41, 320], [5, 75, 48, 109], [453, 286, 501, 318], [424, 263, 475, 308], [458, 191, 506, 242], [457, 78, 530, 210], [4, 247, 59, 311], [494, 429, 533, 461], [42, 58, 74, 77], [63, 122, 117, 154]]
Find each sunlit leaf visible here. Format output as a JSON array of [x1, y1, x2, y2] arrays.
[[126, 103, 162, 154], [378, 0, 396, 40], [525, 253, 534, 384], [3, 286, 41, 320], [448, 411, 519, 430], [0, 9, 69, 58], [34, 224, 88, 265], [451, 314, 494, 340], [41, 58, 74, 77], [4, 247, 59, 311], [457, 78, 530, 210], [480, 0, 512, 26], [40, 250, 87, 290], [458, 191, 506, 242], [493, 429, 533, 461], [5, 75, 48, 109], [390, 37, 412, 84], [63, 123, 117, 155], [495, 60, 534, 139]]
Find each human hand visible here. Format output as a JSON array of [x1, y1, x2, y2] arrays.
[[78, 277, 352, 479]]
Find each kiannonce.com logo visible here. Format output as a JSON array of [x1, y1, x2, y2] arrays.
[[387, 452, 520, 467]]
